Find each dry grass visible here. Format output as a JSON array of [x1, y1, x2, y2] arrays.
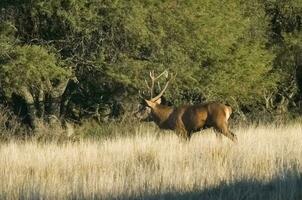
[[0, 124, 302, 200]]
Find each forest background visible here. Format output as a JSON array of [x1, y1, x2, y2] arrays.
[[0, 0, 301, 134]]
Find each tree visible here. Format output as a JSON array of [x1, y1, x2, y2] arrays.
[[0, 22, 72, 127], [1, 0, 301, 127]]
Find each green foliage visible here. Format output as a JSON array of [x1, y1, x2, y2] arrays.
[[0, 44, 71, 96], [100, 0, 278, 108], [0, 22, 16, 57], [0, 0, 302, 124]]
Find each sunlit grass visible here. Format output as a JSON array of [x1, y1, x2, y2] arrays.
[[0, 124, 302, 199]]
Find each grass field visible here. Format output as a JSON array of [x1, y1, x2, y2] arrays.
[[0, 124, 302, 200]]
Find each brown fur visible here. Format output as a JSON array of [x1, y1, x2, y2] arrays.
[[141, 100, 237, 142]]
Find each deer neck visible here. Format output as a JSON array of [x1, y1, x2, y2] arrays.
[[151, 104, 173, 126]]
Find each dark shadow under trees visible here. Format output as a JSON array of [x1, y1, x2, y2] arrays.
[[136, 174, 302, 200]]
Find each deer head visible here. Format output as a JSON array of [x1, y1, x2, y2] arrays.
[[135, 70, 173, 121]]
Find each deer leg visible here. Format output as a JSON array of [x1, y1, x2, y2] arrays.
[[175, 120, 190, 141], [187, 131, 193, 140], [155, 128, 161, 139], [228, 130, 238, 143], [215, 122, 237, 143], [225, 122, 238, 142], [213, 128, 223, 141], [175, 127, 189, 141]]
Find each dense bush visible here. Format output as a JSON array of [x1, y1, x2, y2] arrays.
[[0, 0, 301, 127]]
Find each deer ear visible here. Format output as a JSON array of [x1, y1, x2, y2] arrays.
[[145, 99, 156, 108], [155, 98, 161, 104]]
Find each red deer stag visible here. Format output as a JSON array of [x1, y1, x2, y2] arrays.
[[135, 70, 237, 142]]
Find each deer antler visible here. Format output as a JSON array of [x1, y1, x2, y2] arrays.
[[150, 79, 170, 102], [148, 70, 175, 102], [145, 70, 168, 99]]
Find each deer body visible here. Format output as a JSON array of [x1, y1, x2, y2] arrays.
[[136, 70, 237, 142], [146, 100, 237, 141]]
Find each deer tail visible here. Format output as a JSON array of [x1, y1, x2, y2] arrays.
[[224, 106, 232, 121]]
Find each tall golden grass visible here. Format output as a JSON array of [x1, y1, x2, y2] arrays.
[[0, 124, 302, 199]]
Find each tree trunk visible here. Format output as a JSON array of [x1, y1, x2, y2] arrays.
[[47, 79, 70, 124], [20, 86, 37, 129]]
